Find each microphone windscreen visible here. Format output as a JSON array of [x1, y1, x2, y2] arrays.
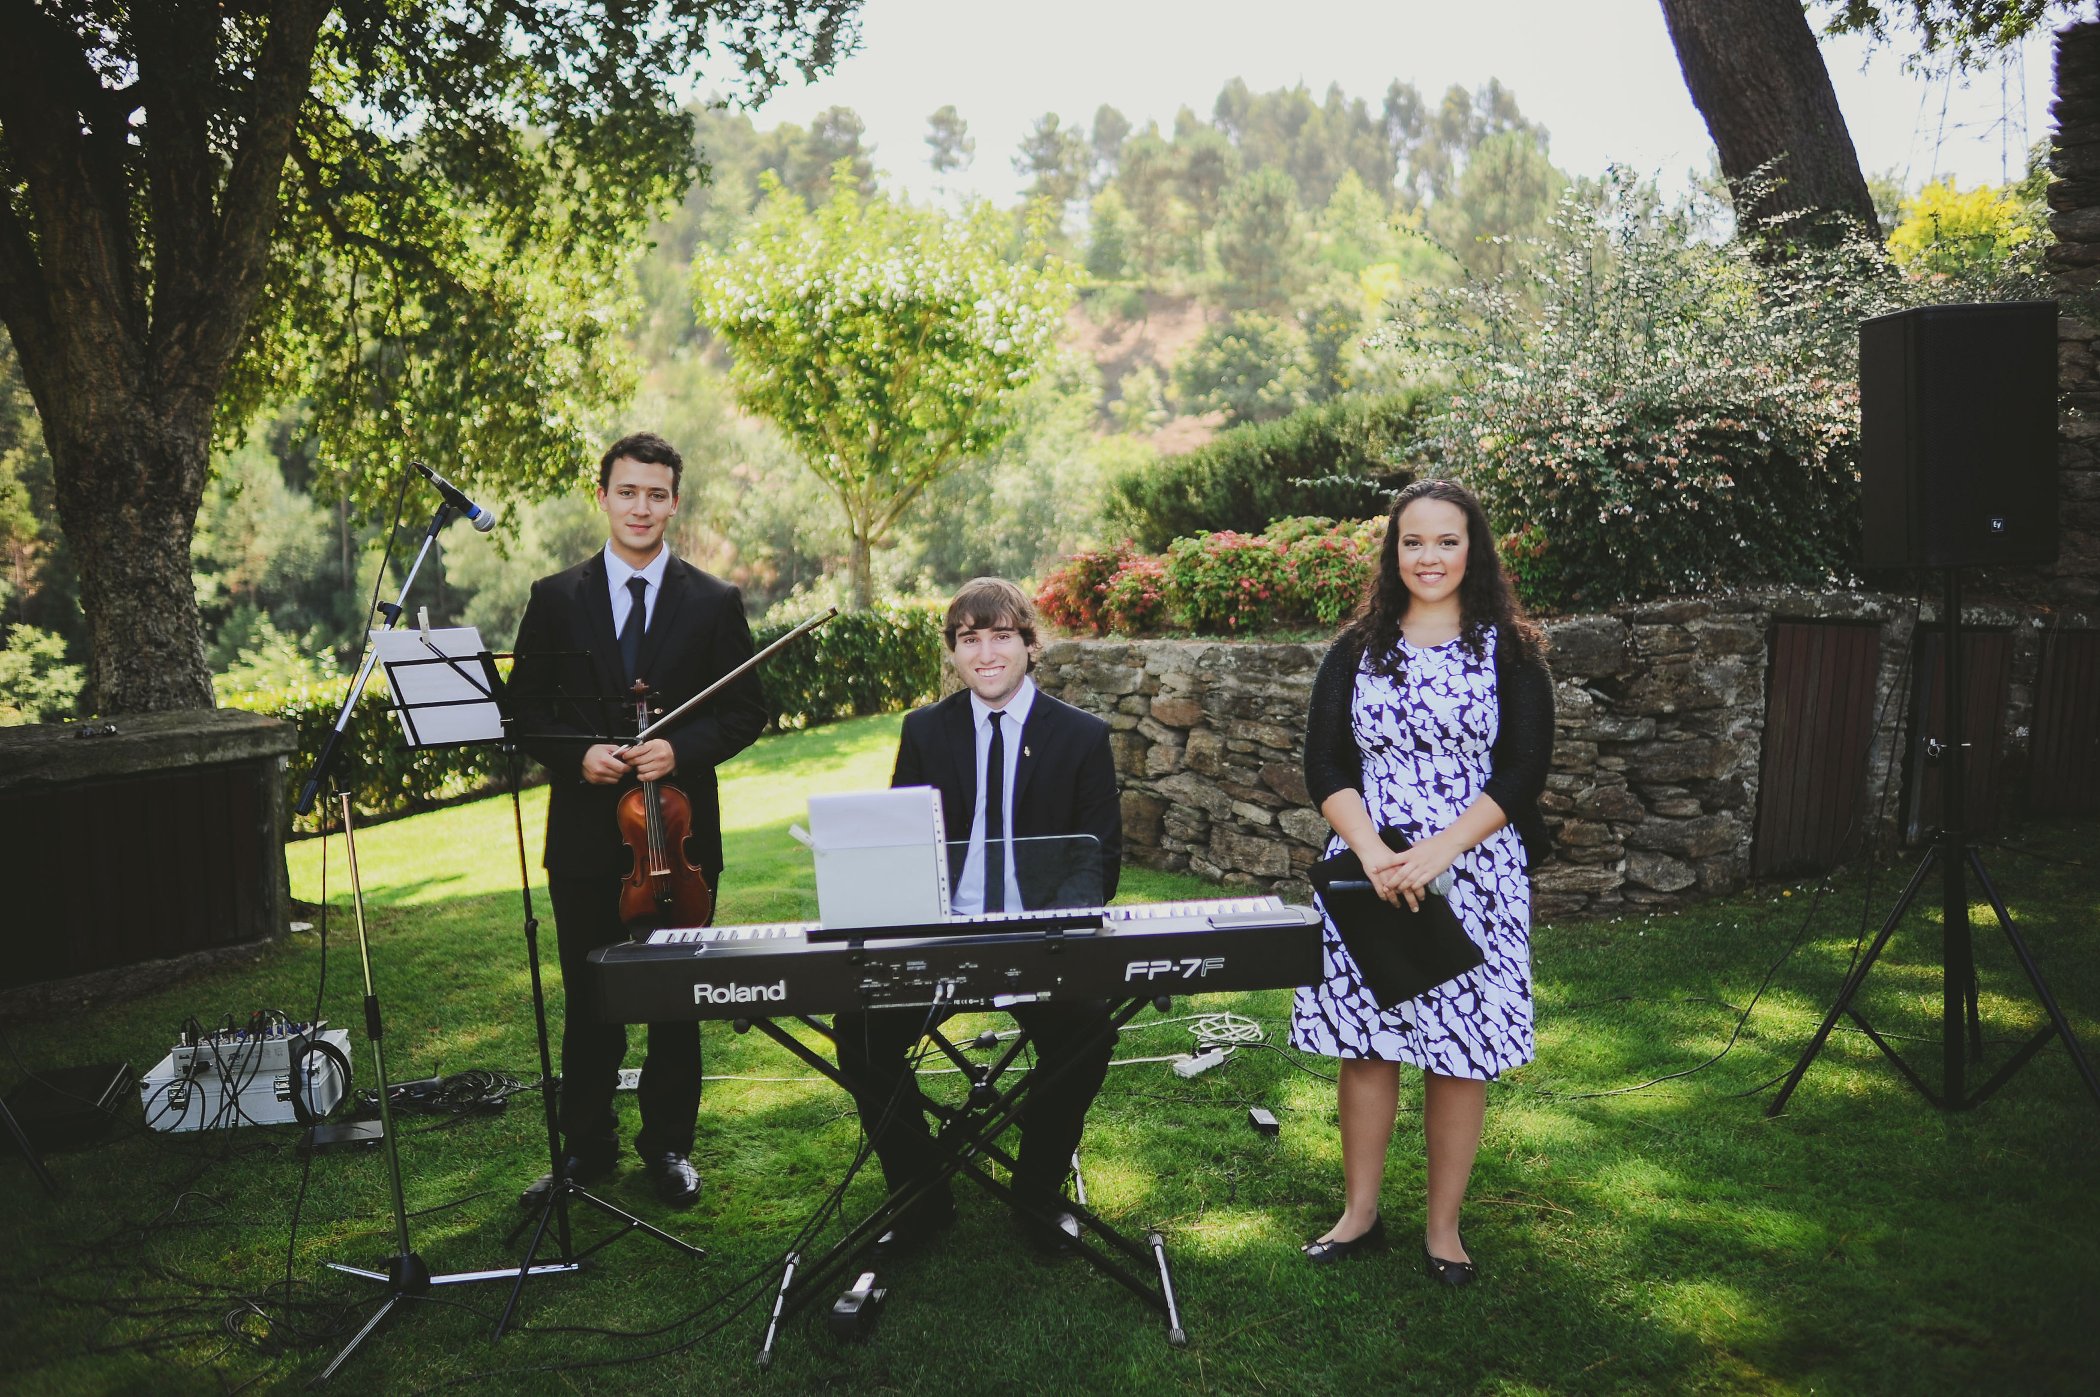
[[472, 506, 498, 533]]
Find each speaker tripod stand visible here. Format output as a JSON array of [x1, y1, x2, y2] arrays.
[[1768, 567, 2100, 1117]]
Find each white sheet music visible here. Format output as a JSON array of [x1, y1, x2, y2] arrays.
[[371, 625, 503, 747]]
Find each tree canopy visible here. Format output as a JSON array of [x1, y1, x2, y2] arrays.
[[692, 178, 1075, 607], [0, 0, 859, 712]]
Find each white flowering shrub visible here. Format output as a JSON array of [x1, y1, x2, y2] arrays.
[[1379, 169, 2048, 610], [694, 176, 1076, 605]]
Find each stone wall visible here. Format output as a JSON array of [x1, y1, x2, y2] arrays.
[[1037, 590, 2089, 919]]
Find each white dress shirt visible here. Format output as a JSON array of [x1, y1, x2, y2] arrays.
[[604, 541, 671, 634], [952, 677, 1036, 916]]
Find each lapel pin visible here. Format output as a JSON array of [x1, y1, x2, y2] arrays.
[[1024, 745, 1031, 758]]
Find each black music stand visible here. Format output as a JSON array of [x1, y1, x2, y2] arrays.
[[472, 647, 707, 1341], [312, 637, 584, 1384], [490, 607, 835, 1335], [1768, 568, 2100, 1116]]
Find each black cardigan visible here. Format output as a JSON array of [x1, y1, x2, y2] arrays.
[[1302, 626, 1555, 867]]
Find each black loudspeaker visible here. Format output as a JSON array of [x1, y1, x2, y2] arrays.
[[1858, 301, 2060, 569]]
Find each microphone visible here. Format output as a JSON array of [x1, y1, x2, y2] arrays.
[[412, 460, 498, 533]]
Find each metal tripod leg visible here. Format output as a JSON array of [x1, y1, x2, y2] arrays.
[[1962, 849, 2100, 1110], [1768, 848, 1938, 1117]]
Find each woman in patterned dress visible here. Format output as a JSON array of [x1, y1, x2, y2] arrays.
[[1293, 479, 1553, 1286]]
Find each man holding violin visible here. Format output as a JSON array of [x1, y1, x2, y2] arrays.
[[509, 431, 768, 1208]]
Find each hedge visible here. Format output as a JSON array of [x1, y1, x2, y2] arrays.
[[1106, 391, 1424, 551], [228, 603, 945, 833]]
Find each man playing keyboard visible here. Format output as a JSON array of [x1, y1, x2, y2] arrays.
[[832, 576, 1122, 1257]]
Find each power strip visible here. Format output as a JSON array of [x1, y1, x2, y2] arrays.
[[1172, 1047, 1230, 1079]]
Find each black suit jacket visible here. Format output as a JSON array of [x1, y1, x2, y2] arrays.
[[891, 686, 1122, 910], [508, 550, 768, 878]]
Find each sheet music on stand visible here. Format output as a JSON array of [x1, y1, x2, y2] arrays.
[[372, 623, 504, 747]]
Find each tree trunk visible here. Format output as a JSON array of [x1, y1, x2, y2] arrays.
[[0, 0, 329, 713], [1659, 0, 1879, 233], [47, 402, 216, 712], [848, 530, 874, 610]]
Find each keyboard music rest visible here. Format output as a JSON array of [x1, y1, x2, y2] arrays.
[[587, 896, 1323, 1021]]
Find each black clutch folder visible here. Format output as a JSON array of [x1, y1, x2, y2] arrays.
[[1308, 828, 1484, 1010]]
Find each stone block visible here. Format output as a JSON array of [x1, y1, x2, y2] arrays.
[[1240, 720, 1300, 752], [1622, 737, 1725, 782], [1625, 848, 1697, 892], [1150, 696, 1203, 728], [1542, 616, 1628, 679], [1625, 812, 1743, 859], [1163, 809, 1211, 845], [1688, 618, 1763, 658], [1121, 791, 1166, 845], [1646, 795, 1704, 818], [1622, 598, 1712, 624], [1184, 729, 1229, 778], [1278, 807, 1331, 848], [1211, 827, 1291, 878], [1229, 800, 1276, 827], [1630, 624, 1697, 657], [1621, 658, 1733, 714], [1534, 863, 1620, 897], [1144, 742, 1184, 778], [1157, 771, 1234, 819], [1575, 785, 1646, 821], [1135, 716, 1180, 746], [1557, 818, 1615, 848], [1261, 762, 1310, 805]]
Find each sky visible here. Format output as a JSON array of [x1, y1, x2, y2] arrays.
[[728, 0, 2056, 206]]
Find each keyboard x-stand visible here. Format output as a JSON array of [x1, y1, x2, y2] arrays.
[[591, 897, 1321, 1362]]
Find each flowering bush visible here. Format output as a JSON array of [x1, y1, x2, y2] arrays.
[[1378, 168, 2049, 609], [1163, 531, 1293, 633], [1283, 525, 1378, 625], [1035, 542, 1140, 636], [1041, 520, 1379, 637], [1100, 554, 1170, 634]]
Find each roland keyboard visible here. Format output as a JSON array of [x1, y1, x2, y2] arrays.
[[587, 897, 1323, 1020]]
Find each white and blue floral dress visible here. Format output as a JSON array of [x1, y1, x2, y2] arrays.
[[1290, 628, 1535, 1079]]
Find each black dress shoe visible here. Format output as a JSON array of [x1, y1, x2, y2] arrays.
[[645, 1153, 700, 1207], [1025, 1209, 1083, 1259], [871, 1199, 958, 1260], [1302, 1215, 1386, 1265], [518, 1155, 617, 1209], [1423, 1248, 1477, 1288]]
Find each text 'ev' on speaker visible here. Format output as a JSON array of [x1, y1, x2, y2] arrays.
[[1858, 300, 2060, 570]]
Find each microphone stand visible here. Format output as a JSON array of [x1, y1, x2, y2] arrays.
[[314, 795, 579, 1383], [297, 498, 457, 818]]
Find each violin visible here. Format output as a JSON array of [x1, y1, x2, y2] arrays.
[[616, 680, 715, 934]]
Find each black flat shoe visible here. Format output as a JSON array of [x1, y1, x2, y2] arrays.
[[1423, 1248, 1476, 1287], [1303, 1215, 1385, 1264]]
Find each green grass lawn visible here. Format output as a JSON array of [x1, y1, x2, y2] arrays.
[[4, 710, 2097, 1394]]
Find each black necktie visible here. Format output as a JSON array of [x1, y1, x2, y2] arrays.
[[619, 575, 648, 683], [984, 710, 1007, 914]]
